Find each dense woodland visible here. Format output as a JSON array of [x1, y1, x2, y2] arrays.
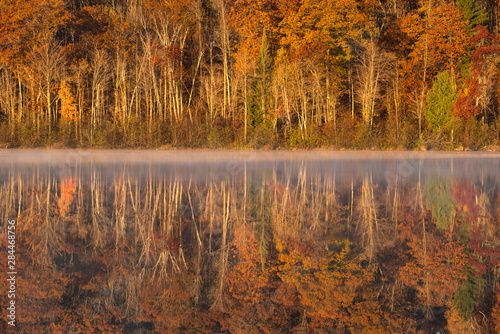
[[1, 0, 500, 148], [0, 159, 499, 332]]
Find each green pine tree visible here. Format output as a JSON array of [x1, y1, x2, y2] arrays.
[[248, 28, 273, 129], [424, 71, 457, 136], [456, 0, 486, 33]]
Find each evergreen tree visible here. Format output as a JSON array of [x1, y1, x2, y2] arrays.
[[424, 71, 457, 135], [248, 28, 273, 129], [456, 0, 486, 33]]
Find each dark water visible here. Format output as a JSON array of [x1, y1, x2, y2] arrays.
[[1, 150, 500, 333]]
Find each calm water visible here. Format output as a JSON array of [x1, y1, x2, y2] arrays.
[[1, 150, 500, 333]]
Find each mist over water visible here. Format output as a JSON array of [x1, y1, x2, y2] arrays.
[[2, 149, 500, 182], [1, 150, 500, 333]]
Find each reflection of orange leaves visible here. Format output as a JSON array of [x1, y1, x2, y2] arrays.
[[492, 292, 500, 332], [278, 240, 382, 328], [153, 233, 180, 253], [58, 177, 77, 217], [226, 222, 270, 304], [399, 236, 467, 304]]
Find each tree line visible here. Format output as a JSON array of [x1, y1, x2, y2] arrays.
[[1, 0, 500, 149]]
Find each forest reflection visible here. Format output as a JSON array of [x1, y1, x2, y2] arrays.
[[1, 153, 500, 333]]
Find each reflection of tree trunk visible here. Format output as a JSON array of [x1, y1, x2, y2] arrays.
[[311, 174, 321, 229], [36, 170, 63, 266], [114, 176, 126, 248], [44, 174, 51, 261], [76, 173, 83, 228], [357, 174, 378, 262], [325, 171, 336, 224], [188, 187, 203, 306], [208, 183, 214, 254], [348, 177, 354, 234], [213, 183, 230, 310], [392, 169, 399, 236], [91, 168, 104, 248], [257, 177, 269, 271], [244, 161, 247, 227], [417, 161, 431, 320]]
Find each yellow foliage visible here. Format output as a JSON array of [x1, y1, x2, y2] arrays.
[[58, 80, 78, 121]]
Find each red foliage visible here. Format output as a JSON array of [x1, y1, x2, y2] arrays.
[[454, 25, 500, 120], [453, 78, 481, 120]]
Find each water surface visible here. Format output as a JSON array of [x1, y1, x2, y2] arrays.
[[1, 150, 500, 333]]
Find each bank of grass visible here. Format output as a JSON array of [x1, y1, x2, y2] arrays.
[[0, 115, 499, 151]]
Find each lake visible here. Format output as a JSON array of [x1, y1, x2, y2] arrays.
[[1, 150, 500, 333]]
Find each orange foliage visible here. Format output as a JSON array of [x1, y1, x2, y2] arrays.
[[229, 0, 283, 72], [398, 1, 468, 104], [0, 0, 67, 72], [57, 177, 77, 217], [279, 0, 375, 66]]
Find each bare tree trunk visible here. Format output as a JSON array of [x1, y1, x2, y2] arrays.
[[355, 41, 390, 129], [0, 67, 17, 138], [418, 0, 432, 141], [30, 39, 64, 139], [217, 0, 231, 120], [91, 50, 110, 137]]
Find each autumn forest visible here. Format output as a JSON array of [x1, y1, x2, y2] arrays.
[[1, 0, 500, 149]]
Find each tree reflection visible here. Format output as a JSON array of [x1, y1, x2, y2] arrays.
[[0, 159, 499, 332]]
